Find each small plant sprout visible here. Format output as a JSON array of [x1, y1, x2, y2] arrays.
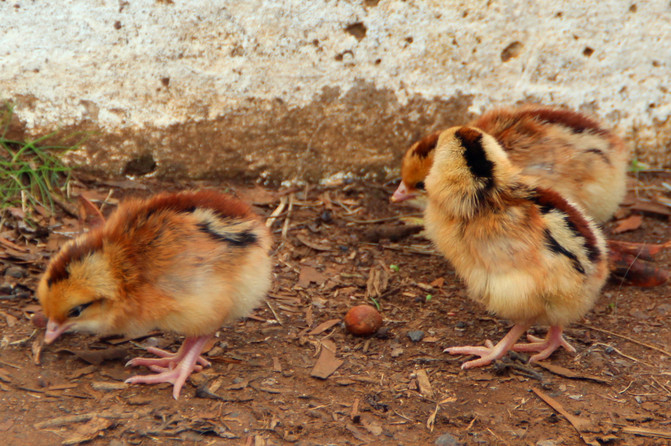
[[0, 103, 83, 216], [628, 158, 649, 174], [389, 264, 400, 272]]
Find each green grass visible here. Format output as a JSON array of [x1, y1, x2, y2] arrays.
[[0, 104, 81, 215]]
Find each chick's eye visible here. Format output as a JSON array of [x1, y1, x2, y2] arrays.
[[415, 181, 426, 191], [68, 302, 93, 318]]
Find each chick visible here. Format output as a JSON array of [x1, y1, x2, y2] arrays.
[[392, 105, 629, 224], [37, 190, 272, 399], [424, 126, 608, 368]]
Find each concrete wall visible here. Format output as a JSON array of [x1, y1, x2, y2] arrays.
[[2, 0, 670, 182]]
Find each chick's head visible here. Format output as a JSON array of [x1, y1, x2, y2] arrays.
[[38, 238, 121, 344], [392, 131, 440, 203], [425, 126, 520, 217]]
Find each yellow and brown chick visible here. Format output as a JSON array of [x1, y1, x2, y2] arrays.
[[392, 105, 629, 224], [424, 127, 608, 368], [37, 190, 272, 398]]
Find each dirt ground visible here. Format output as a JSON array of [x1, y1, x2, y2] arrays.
[[0, 172, 669, 446]]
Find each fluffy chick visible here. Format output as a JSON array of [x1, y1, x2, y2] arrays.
[[392, 105, 629, 224], [37, 190, 272, 398], [424, 126, 608, 368]]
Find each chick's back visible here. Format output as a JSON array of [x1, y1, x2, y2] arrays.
[[38, 190, 272, 338]]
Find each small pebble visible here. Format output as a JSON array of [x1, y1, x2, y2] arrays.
[[4, 266, 25, 279], [407, 330, 425, 342], [435, 432, 460, 446]]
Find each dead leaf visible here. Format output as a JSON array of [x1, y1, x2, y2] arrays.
[[57, 347, 128, 365], [361, 416, 382, 436], [0, 368, 11, 383], [295, 234, 334, 251], [31, 337, 43, 365], [429, 277, 445, 288], [237, 186, 277, 205], [0, 236, 29, 252], [610, 250, 669, 287], [532, 388, 600, 446], [305, 306, 314, 327], [77, 194, 106, 227], [630, 199, 671, 216], [69, 365, 97, 379], [0, 420, 14, 431], [426, 403, 440, 432], [297, 266, 328, 288], [612, 214, 643, 234], [310, 339, 344, 379], [415, 369, 434, 398], [535, 362, 610, 384], [1, 311, 18, 328], [308, 318, 341, 336], [366, 263, 389, 299]]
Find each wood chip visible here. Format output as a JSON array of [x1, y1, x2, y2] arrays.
[[272, 356, 282, 373], [91, 381, 128, 391], [350, 398, 361, 423], [308, 318, 341, 336], [62, 417, 113, 445], [310, 339, 344, 379], [621, 426, 671, 439], [415, 369, 433, 398]]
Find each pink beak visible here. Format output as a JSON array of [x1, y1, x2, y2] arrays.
[[44, 319, 72, 344], [391, 182, 415, 203]]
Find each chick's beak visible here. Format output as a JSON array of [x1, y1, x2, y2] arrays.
[[391, 182, 414, 203], [44, 319, 71, 344]]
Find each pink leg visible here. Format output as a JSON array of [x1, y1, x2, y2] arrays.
[[125, 335, 212, 399], [444, 324, 529, 369], [126, 339, 211, 369], [512, 325, 575, 362]]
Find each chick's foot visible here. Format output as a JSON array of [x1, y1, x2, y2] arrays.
[[512, 325, 575, 362], [445, 324, 529, 369], [125, 335, 212, 399]]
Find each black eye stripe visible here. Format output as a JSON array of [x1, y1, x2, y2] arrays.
[[67, 301, 94, 318]]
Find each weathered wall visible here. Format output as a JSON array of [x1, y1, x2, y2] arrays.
[[1, 0, 670, 182]]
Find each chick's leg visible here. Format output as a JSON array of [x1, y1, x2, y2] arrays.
[[512, 325, 575, 362], [445, 324, 529, 369], [126, 339, 211, 370], [125, 335, 212, 399]]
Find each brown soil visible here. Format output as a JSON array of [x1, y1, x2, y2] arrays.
[[0, 173, 669, 446]]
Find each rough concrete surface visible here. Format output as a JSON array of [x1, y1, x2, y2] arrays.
[[1, 0, 670, 181]]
